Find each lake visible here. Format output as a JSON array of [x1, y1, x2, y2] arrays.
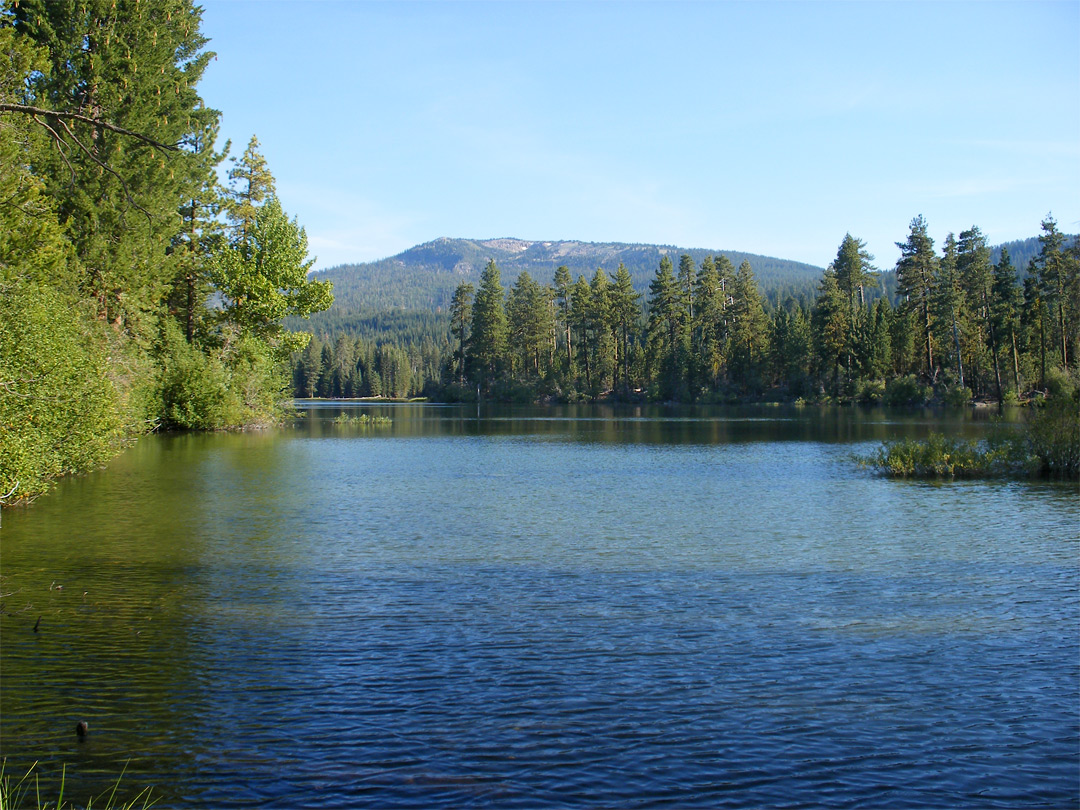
[[1, 403, 1077, 808]]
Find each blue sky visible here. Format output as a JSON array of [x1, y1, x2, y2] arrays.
[[197, 1, 1079, 272]]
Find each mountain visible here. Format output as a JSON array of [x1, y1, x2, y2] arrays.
[[305, 237, 826, 326]]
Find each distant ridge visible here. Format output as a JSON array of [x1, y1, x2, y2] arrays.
[[310, 237, 826, 316]]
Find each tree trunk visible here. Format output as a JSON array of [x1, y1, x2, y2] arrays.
[[950, 306, 964, 390], [1011, 329, 1021, 395]]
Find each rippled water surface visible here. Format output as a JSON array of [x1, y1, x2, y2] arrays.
[[2, 404, 1077, 808]]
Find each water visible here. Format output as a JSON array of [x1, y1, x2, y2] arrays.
[[1, 404, 1077, 808]]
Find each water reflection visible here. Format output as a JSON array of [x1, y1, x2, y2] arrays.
[[298, 401, 1020, 445]]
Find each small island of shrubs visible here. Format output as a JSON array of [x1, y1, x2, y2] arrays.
[[861, 374, 1078, 480]]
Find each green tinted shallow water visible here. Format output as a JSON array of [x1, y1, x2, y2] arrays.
[[1, 404, 1077, 808]]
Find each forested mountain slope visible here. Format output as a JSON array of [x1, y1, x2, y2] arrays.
[[317, 238, 824, 309], [300, 238, 826, 336]]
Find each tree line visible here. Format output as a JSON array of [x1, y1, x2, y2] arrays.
[[1, 1, 331, 503], [295, 216, 1078, 405]]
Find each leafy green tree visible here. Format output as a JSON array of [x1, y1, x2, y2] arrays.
[[1, 283, 122, 501], [215, 194, 332, 351]]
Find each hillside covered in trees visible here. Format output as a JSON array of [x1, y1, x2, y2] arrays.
[[293, 220, 1079, 409], [0, 1, 332, 503], [299, 238, 828, 337]]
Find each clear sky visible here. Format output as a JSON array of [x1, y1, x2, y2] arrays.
[[196, 0, 1079, 272]]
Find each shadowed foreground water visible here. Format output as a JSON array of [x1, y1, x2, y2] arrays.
[[1, 404, 1077, 808]]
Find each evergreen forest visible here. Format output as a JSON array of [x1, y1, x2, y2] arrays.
[[293, 221, 1080, 410], [1, 0, 333, 503]]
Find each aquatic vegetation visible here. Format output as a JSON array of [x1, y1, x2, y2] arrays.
[[861, 433, 1015, 478], [0, 760, 156, 810], [332, 413, 392, 427], [861, 391, 1079, 480]]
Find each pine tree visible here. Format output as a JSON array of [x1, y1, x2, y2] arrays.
[[831, 234, 878, 380], [957, 226, 997, 400], [646, 256, 680, 398], [468, 259, 508, 388], [589, 268, 615, 392], [1033, 215, 1077, 371], [227, 136, 275, 253], [812, 267, 848, 396], [610, 262, 641, 393], [507, 270, 552, 380], [170, 117, 227, 343], [569, 275, 593, 390], [864, 299, 893, 382], [14, 0, 220, 337], [935, 233, 966, 389], [895, 215, 939, 380], [991, 247, 1023, 395], [693, 256, 722, 389], [449, 282, 474, 384], [553, 264, 573, 376], [729, 260, 769, 390]]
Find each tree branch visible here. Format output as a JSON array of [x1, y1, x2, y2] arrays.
[[0, 103, 179, 152]]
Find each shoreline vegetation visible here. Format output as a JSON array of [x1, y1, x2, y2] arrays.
[[1, 3, 332, 505]]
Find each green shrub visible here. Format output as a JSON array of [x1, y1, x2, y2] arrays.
[[864, 433, 1010, 478], [1026, 372, 1079, 478], [0, 283, 124, 503], [883, 375, 932, 406], [223, 334, 287, 427], [854, 379, 886, 404], [944, 385, 973, 407], [156, 321, 231, 430]]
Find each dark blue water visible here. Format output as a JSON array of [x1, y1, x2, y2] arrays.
[[1, 404, 1077, 808]]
